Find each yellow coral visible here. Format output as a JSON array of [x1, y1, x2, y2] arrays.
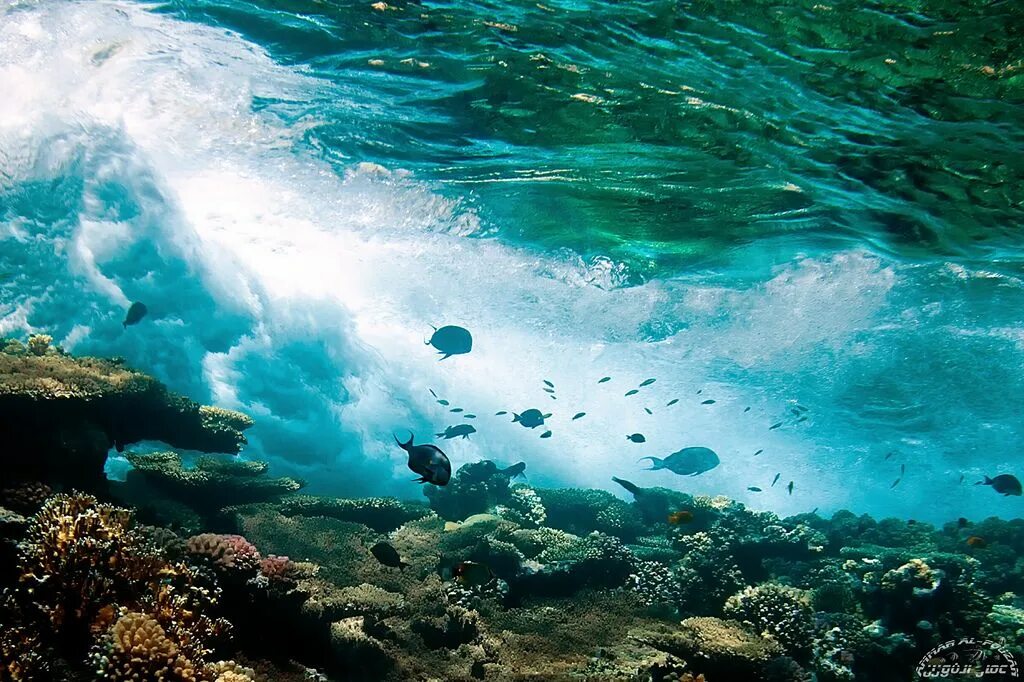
[[26, 334, 52, 357]]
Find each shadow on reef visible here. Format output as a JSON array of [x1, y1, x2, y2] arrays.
[[1, 339, 1023, 681]]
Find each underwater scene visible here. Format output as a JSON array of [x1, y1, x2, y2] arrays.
[[1, 0, 1023, 680]]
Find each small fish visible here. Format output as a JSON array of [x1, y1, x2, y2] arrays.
[[957, 517, 969, 528], [644, 407, 653, 415], [626, 433, 646, 443], [550, 395, 557, 400], [625, 389, 639, 397], [900, 463, 905, 476], [771, 473, 780, 487], [437, 400, 450, 406], [453, 561, 494, 587], [907, 519, 916, 526], [701, 399, 716, 405], [639, 378, 656, 387], [666, 399, 679, 407], [966, 536, 987, 549], [794, 404, 808, 412], [890, 477, 901, 489], [976, 474, 1022, 496], [747, 486, 762, 492], [787, 481, 794, 495], [696, 389, 702, 394], [543, 380, 554, 388], [370, 541, 409, 570], [122, 301, 148, 328], [769, 422, 782, 431], [425, 324, 473, 360], [667, 510, 694, 525], [436, 424, 476, 440], [572, 412, 586, 420], [743, 406, 751, 413], [790, 408, 801, 417], [512, 409, 548, 428], [498, 462, 527, 478], [754, 449, 764, 457], [958, 474, 965, 484], [450, 408, 464, 413], [429, 389, 438, 397], [796, 416, 808, 423], [598, 377, 611, 383], [540, 430, 552, 439], [495, 411, 508, 416], [543, 387, 555, 394], [884, 451, 895, 460], [464, 414, 476, 419]]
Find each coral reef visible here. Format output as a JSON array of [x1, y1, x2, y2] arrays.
[[278, 495, 430, 532]]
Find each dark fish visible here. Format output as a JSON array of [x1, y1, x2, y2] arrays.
[[754, 449, 764, 457], [550, 395, 557, 400], [701, 399, 716, 405], [769, 422, 782, 430], [639, 447, 719, 476], [498, 462, 527, 479], [626, 433, 646, 443], [437, 400, 449, 406], [666, 399, 679, 407], [425, 325, 473, 360], [428, 389, 438, 397], [453, 561, 494, 587], [625, 389, 639, 397], [900, 463, 906, 476], [543, 387, 555, 394], [598, 377, 611, 383], [790, 408, 801, 417], [540, 430, 552, 439], [794, 404, 808, 412], [122, 301, 148, 328], [743, 406, 751, 413], [495, 411, 508, 416], [810, 507, 819, 515], [450, 408, 463, 413], [957, 517, 969, 528], [395, 433, 451, 485], [612, 477, 641, 495], [512, 409, 548, 428], [543, 380, 554, 388], [977, 474, 1022, 496], [966, 536, 987, 548], [667, 510, 694, 525], [787, 481, 794, 495], [370, 541, 409, 570], [639, 378, 656, 387], [771, 473, 780, 487], [884, 451, 895, 460], [747, 486, 762, 492], [572, 412, 586, 420], [464, 414, 476, 419], [907, 519, 916, 526], [436, 424, 476, 440], [644, 407, 653, 415], [696, 389, 702, 394], [796, 416, 808, 423], [958, 473, 965, 484], [890, 478, 901, 489]]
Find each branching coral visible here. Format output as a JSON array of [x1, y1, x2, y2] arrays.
[[187, 533, 262, 572], [90, 610, 199, 681], [724, 583, 815, 657], [494, 486, 546, 528]]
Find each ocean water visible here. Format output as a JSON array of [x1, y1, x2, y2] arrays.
[[1, 0, 1023, 522]]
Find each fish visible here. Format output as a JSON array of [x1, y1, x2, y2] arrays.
[[644, 408, 653, 415], [598, 377, 611, 383], [957, 517, 969, 528], [794, 404, 808, 412], [810, 507, 819, 515], [395, 433, 451, 486], [790, 408, 801, 417], [787, 481, 794, 495], [450, 408, 464, 413], [497, 462, 527, 479], [550, 395, 557, 400], [747, 486, 762, 492], [464, 414, 476, 419], [453, 561, 494, 587], [639, 378, 656, 387], [754, 449, 764, 457], [370, 541, 409, 570], [122, 301, 148, 328], [437, 400, 450, 406], [890, 478, 901, 489], [701, 399, 716, 405], [966, 536, 987, 549], [626, 433, 646, 443], [543, 387, 555, 394], [771, 473, 781, 487], [639, 447, 719, 476], [884, 451, 895, 460], [976, 474, 1023, 496], [540, 430, 552, 439], [625, 390, 639, 397], [769, 422, 782, 430], [495, 411, 508, 416], [696, 389, 702, 394], [612, 477, 641, 495], [572, 412, 586, 420], [425, 324, 473, 360], [958, 474, 965, 484], [743, 406, 751, 412], [436, 424, 477, 440], [666, 399, 679, 407], [512, 409, 549, 429], [543, 380, 554, 388], [796, 416, 808, 423], [907, 519, 916, 526], [900, 464, 905, 476], [667, 510, 694, 525], [429, 389, 438, 397]]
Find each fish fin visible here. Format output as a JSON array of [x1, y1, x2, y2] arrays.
[[394, 432, 414, 450], [976, 477, 991, 486], [461, 434, 469, 439], [438, 353, 451, 360], [612, 477, 640, 495], [543, 413, 551, 419], [637, 456, 662, 470]]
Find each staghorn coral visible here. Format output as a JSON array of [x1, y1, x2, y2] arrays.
[[187, 533, 262, 572], [724, 583, 815, 657]]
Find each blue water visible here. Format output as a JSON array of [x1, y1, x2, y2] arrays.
[[1, 0, 1022, 522]]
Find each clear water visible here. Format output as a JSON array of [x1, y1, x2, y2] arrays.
[[1, 0, 1023, 521]]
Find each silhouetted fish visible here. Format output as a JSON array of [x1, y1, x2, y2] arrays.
[[769, 422, 782, 430], [754, 449, 764, 456], [495, 411, 508, 416], [644, 407, 653, 415], [890, 478, 901, 489], [395, 433, 451, 485], [543, 387, 555, 394], [436, 424, 476, 440], [639, 378, 656, 387], [977, 474, 1022, 496], [425, 325, 473, 360], [543, 380, 554, 388], [370, 541, 409, 570], [450, 408, 463, 413], [744, 406, 751, 413], [701, 399, 715, 405], [625, 390, 639, 397], [639, 447, 719, 476], [464, 414, 476, 419], [540, 430, 552, 439], [771, 473, 780, 487], [787, 481, 794, 495], [497, 462, 527, 479], [626, 433, 646, 443], [513, 409, 549, 428], [666, 399, 679, 407], [748, 486, 762, 492], [437, 400, 449, 406], [123, 301, 148, 328], [598, 377, 611, 383], [572, 412, 586, 420]]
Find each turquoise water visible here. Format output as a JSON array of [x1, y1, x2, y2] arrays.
[[1, 0, 1023, 521]]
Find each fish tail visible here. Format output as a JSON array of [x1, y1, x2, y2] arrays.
[[637, 456, 662, 470], [435, 432, 444, 438], [394, 432, 414, 450], [438, 353, 451, 361], [976, 476, 992, 486], [612, 477, 640, 495], [512, 413, 521, 422]]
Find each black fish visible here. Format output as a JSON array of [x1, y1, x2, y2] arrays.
[[436, 424, 476, 440], [754, 449, 764, 456], [701, 399, 716, 405], [429, 389, 438, 397], [464, 414, 476, 419], [884, 451, 895, 460], [625, 389, 639, 397], [550, 395, 557, 400], [540, 430, 552, 439], [543, 380, 554, 388], [666, 399, 679, 407], [958, 473, 965, 484], [453, 561, 494, 587], [639, 378, 656, 387], [395, 433, 451, 485], [498, 462, 527, 479], [543, 387, 555, 393], [900, 463, 905, 476], [122, 301, 148, 328], [425, 325, 473, 360], [640, 447, 719, 476], [957, 517, 969, 528], [743, 406, 751, 413], [598, 377, 611, 383], [696, 389, 702, 394], [450, 408, 463, 413], [437, 400, 450, 406], [748, 486, 762, 492], [890, 477, 901, 489], [796, 416, 808, 423], [769, 422, 782, 430], [495, 411, 508, 416], [644, 407, 653, 415], [611, 476, 641, 496], [771, 473, 780, 487], [626, 433, 646, 443], [572, 412, 586, 420], [370, 541, 408, 570], [787, 481, 794, 495], [977, 474, 1022, 496]]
